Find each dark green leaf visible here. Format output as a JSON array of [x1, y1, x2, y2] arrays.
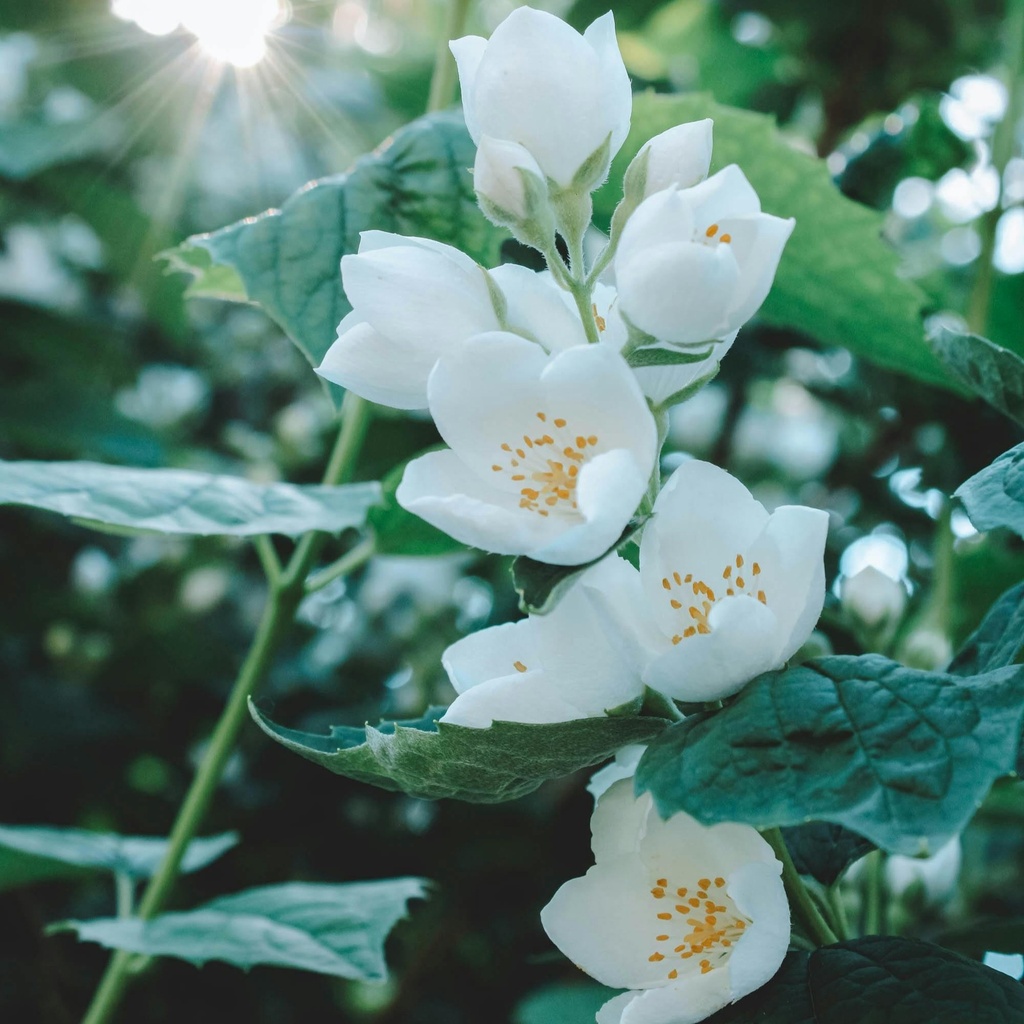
[[599, 95, 953, 390], [706, 937, 1024, 1023], [512, 516, 647, 615], [938, 918, 1024, 958], [0, 825, 237, 891], [514, 983, 621, 1024], [950, 580, 1024, 676], [782, 823, 875, 887], [161, 112, 507, 402], [250, 703, 668, 803], [956, 442, 1024, 538], [59, 879, 427, 980], [369, 449, 467, 556], [0, 460, 381, 537], [637, 655, 1024, 855], [927, 326, 1024, 426]]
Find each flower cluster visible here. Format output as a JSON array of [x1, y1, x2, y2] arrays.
[[317, 7, 827, 1021]]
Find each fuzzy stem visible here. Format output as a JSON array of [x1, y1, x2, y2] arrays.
[[761, 828, 839, 947]]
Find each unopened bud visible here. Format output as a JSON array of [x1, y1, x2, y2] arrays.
[[473, 136, 555, 249], [840, 566, 907, 631]]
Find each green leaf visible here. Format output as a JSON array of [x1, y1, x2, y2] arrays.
[[0, 460, 381, 537], [626, 344, 715, 368], [162, 111, 506, 401], [58, 879, 427, 981], [512, 516, 648, 615], [599, 94, 953, 389], [927, 326, 1024, 426], [0, 825, 236, 892], [705, 937, 1024, 1023], [956, 442, 1024, 538], [782, 823, 875, 887], [950, 580, 1024, 676], [250, 703, 669, 803], [369, 450, 467, 556], [514, 983, 621, 1024], [636, 655, 1024, 855]]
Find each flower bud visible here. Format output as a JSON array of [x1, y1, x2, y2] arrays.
[[840, 566, 907, 631], [473, 135, 555, 249], [622, 119, 714, 206]]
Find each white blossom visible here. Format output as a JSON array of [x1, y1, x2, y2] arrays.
[[451, 6, 631, 191], [440, 558, 650, 728], [615, 167, 794, 347], [626, 120, 714, 201], [541, 779, 789, 1024], [632, 460, 828, 701], [396, 334, 658, 565]]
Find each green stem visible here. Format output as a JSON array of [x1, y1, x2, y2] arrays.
[[761, 828, 838, 947], [828, 885, 851, 941], [426, 0, 473, 113], [80, 396, 373, 1024], [863, 850, 887, 936], [253, 535, 281, 586], [114, 873, 134, 919], [305, 535, 376, 593], [967, 0, 1024, 336]]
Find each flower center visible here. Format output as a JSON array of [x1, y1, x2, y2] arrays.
[[663, 554, 767, 644], [702, 222, 732, 245], [490, 411, 600, 518], [647, 874, 750, 981]]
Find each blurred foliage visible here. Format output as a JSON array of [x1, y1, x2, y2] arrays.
[[1, 0, 1023, 1022]]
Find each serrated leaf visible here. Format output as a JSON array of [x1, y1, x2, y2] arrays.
[[636, 655, 1024, 855], [956, 442, 1024, 538], [0, 825, 237, 892], [927, 326, 1024, 425], [161, 112, 506, 403], [369, 449, 467, 556], [512, 516, 647, 615], [59, 879, 426, 980], [0, 459, 381, 537], [782, 822, 875, 887], [599, 94, 953, 389], [705, 937, 1024, 1023], [949, 580, 1024, 676], [250, 703, 668, 803]]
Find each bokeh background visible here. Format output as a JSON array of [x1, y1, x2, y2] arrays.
[[1, 1, 1023, 1021]]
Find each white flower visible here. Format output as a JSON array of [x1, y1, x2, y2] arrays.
[[626, 120, 714, 201], [587, 742, 648, 801], [440, 557, 650, 728], [541, 779, 789, 1024], [615, 167, 794, 347], [637, 460, 828, 701], [317, 231, 501, 410], [451, 7, 632, 190], [396, 333, 658, 565], [885, 838, 962, 904]]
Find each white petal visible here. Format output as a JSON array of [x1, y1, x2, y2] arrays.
[[590, 779, 652, 861], [396, 447, 565, 555], [724, 213, 795, 331], [470, 7, 611, 185], [341, 244, 497, 353], [722, 861, 790, 1001], [616, 189, 695, 272], [541, 855, 674, 990], [441, 619, 538, 695], [316, 315, 434, 410], [588, 744, 648, 803], [488, 264, 587, 352], [684, 164, 762, 223], [531, 448, 648, 565], [642, 120, 713, 196], [628, 332, 736, 407], [474, 135, 545, 219], [584, 11, 632, 162], [597, 991, 638, 1024], [449, 35, 486, 140], [440, 669, 589, 728], [748, 505, 829, 663], [617, 974, 731, 1024], [643, 595, 781, 701], [617, 242, 741, 346]]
